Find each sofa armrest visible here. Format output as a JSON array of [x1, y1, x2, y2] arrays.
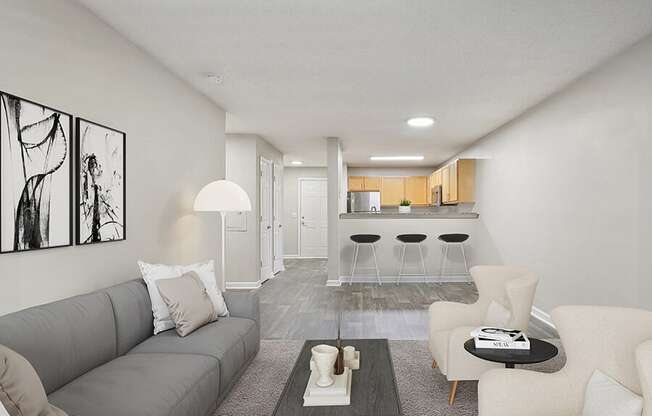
[[224, 291, 260, 325], [479, 369, 581, 416], [429, 301, 484, 333]]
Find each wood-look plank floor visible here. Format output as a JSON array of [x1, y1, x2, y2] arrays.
[[255, 259, 557, 340]]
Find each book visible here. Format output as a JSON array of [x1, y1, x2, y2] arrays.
[[470, 327, 524, 342], [303, 368, 352, 406], [474, 333, 531, 350]]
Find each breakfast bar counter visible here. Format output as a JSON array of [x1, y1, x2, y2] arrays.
[[340, 212, 479, 219], [337, 209, 482, 285]]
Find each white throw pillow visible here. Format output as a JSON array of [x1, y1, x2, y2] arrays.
[[484, 300, 511, 328], [582, 369, 643, 416], [138, 260, 229, 334]]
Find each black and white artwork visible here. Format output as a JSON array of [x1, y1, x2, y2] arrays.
[[0, 92, 72, 254], [76, 118, 125, 245]]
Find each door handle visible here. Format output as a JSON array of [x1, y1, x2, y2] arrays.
[[266, 226, 272, 230]]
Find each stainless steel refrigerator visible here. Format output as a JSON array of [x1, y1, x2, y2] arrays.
[[347, 191, 381, 213]]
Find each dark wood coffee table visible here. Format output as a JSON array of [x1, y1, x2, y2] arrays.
[[272, 339, 402, 415], [464, 338, 558, 368]]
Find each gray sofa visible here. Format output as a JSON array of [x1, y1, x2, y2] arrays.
[[0, 279, 260, 416]]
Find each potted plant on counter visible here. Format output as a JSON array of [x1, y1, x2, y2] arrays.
[[398, 199, 412, 214]]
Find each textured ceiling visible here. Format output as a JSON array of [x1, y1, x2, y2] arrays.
[[78, 0, 652, 166]]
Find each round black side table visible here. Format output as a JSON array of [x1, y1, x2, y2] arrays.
[[464, 338, 558, 369]]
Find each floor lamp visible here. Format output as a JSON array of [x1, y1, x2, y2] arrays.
[[194, 180, 252, 291]]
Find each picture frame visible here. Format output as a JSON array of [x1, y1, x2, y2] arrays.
[[75, 118, 126, 245], [0, 91, 73, 254]]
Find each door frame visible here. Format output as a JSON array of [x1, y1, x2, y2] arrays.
[[297, 177, 328, 259], [259, 157, 274, 282], [272, 162, 284, 273]]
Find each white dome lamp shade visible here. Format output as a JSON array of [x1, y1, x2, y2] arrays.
[[194, 180, 252, 212], [194, 180, 252, 291]]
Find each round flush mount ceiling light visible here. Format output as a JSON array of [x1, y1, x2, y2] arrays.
[[407, 116, 435, 127], [290, 160, 303, 165]]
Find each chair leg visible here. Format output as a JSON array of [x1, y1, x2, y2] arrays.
[[371, 243, 381, 286], [460, 243, 470, 283], [397, 243, 406, 286], [431, 359, 437, 369], [418, 243, 427, 283], [448, 380, 459, 405], [350, 243, 359, 286], [439, 244, 448, 283]]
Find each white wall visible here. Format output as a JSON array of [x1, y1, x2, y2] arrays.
[[0, 0, 226, 315], [225, 137, 257, 283], [327, 138, 343, 281], [225, 134, 282, 285], [454, 34, 652, 314], [283, 167, 328, 256]]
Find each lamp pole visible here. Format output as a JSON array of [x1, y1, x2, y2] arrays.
[[220, 211, 226, 292]]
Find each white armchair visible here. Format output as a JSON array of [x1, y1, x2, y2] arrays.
[[428, 265, 539, 404], [478, 306, 652, 416]]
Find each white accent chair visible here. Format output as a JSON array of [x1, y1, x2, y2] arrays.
[[428, 265, 539, 404], [478, 306, 652, 416]]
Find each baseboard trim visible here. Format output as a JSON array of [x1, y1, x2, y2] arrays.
[[337, 275, 470, 284], [225, 281, 262, 290], [531, 306, 556, 329], [326, 279, 342, 287]]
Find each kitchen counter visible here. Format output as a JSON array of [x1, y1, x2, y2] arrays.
[[340, 210, 479, 219]]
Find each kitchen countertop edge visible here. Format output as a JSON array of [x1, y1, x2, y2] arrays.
[[339, 212, 479, 219]]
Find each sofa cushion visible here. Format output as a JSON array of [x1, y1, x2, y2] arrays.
[[128, 317, 258, 394], [0, 292, 116, 394], [48, 353, 219, 416], [103, 279, 153, 356]]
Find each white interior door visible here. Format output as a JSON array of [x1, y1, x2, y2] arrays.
[[273, 163, 284, 273], [299, 178, 328, 258], [260, 158, 274, 282]]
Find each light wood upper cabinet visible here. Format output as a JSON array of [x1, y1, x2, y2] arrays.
[[363, 176, 381, 191], [348, 176, 364, 191], [440, 159, 475, 204], [405, 176, 429, 205], [441, 166, 451, 203], [380, 177, 405, 206], [449, 161, 458, 202]]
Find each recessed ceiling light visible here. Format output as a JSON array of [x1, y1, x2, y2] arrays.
[[369, 156, 425, 161], [290, 160, 303, 165], [407, 117, 434, 127]]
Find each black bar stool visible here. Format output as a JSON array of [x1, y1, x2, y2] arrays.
[[350, 234, 382, 286], [438, 233, 470, 281], [396, 234, 427, 285]]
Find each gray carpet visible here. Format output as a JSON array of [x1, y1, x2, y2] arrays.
[[215, 340, 566, 416]]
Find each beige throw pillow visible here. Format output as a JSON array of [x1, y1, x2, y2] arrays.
[[156, 271, 218, 337], [484, 300, 512, 328], [0, 344, 68, 416]]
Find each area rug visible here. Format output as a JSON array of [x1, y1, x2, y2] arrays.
[[215, 339, 565, 416]]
